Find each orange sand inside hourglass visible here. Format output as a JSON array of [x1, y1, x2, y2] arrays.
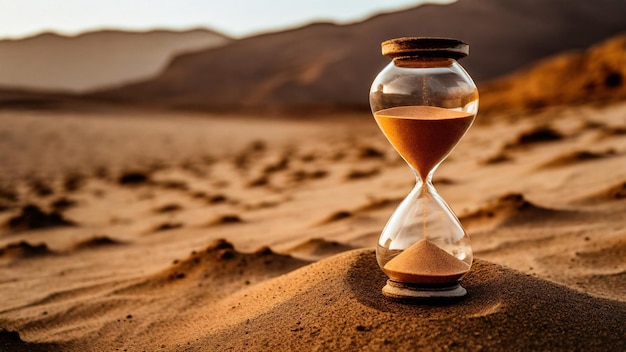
[[374, 106, 473, 285], [383, 240, 470, 284], [374, 105, 474, 180]]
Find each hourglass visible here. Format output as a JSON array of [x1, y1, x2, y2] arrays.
[[370, 38, 478, 300]]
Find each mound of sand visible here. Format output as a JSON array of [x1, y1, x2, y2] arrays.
[[132, 239, 309, 290], [4, 249, 624, 351], [166, 250, 626, 351], [480, 33, 626, 117]]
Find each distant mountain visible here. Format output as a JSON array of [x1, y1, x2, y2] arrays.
[[91, 0, 626, 111], [0, 29, 230, 92], [480, 33, 626, 116]]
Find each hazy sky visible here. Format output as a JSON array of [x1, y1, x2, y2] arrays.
[[0, 0, 454, 40]]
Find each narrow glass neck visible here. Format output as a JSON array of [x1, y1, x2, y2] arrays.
[[414, 168, 435, 188]]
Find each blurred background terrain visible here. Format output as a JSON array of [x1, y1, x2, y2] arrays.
[[1, 0, 625, 112]]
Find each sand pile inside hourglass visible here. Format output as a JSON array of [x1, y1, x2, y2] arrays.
[[383, 240, 470, 284], [374, 105, 474, 285]]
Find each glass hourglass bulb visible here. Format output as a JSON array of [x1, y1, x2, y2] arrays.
[[370, 37, 478, 300]]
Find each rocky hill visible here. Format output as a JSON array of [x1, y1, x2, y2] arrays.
[[480, 33, 626, 116], [0, 29, 230, 92], [91, 0, 626, 111]]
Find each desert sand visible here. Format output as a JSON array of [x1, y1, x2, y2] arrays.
[[0, 100, 625, 351]]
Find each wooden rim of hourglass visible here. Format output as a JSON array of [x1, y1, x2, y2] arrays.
[[382, 279, 467, 301], [381, 37, 469, 60]]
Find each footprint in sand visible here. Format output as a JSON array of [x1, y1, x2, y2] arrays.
[[358, 146, 386, 160], [61, 172, 86, 192], [50, 197, 78, 212], [539, 148, 617, 168], [117, 171, 151, 186], [153, 203, 183, 214], [72, 236, 124, 250], [27, 178, 54, 197], [207, 214, 244, 226], [286, 238, 355, 260], [480, 150, 513, 165], [0, 187, 19, 212], [319, 210, 353, 225], [505, 125, 564, 149], [345, 168, 380, 181], [577, 179, 626, 203], [319, 197, 403, 226], [155, 179, 189, 191], [0, 241, 54, 259], [290, 169, 328, 183], [149, 222, 184, 233], [355, 196, 402, 212], [4, 204, 75, 232], [460, 193, 578, 228]]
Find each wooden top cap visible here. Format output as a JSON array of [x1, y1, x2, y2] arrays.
[[381, 37, 469, 60]]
